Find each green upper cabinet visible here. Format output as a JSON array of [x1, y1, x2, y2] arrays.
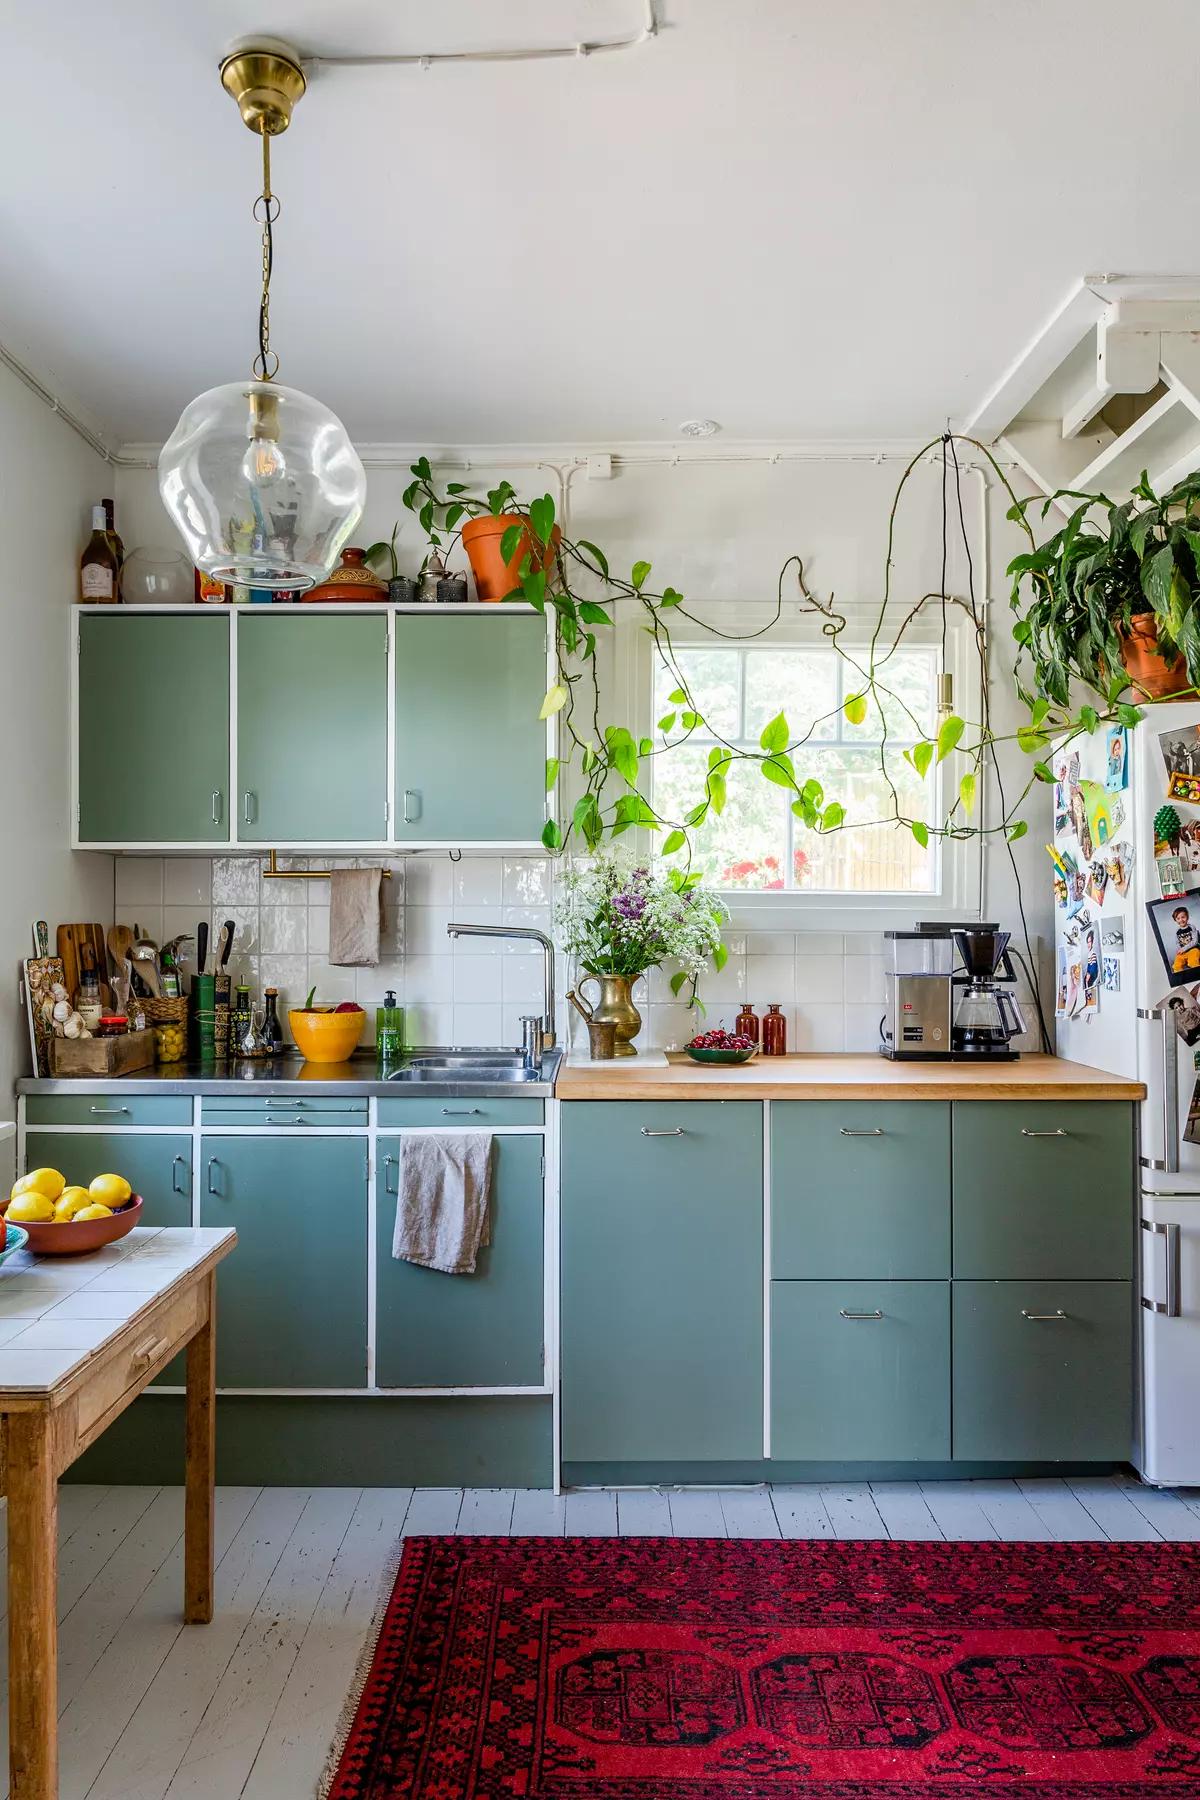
[[237, 612, 388, 842], [78, 613, 229, 844], [394, 613, 546, 842]]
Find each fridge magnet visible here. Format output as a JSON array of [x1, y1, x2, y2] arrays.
[[1068, 784, 1093, 858], [1101, 955, 1121, 993], [1086, 859, 1109, 906], [1081, 925, 1101, 1008], [1052, 871, 1067, 909], [1066, 869, 1087, 918], [1101, 916, 1125, 951], [1080, 778, 1118, 848], [1104, 841, 1133, 898], [1165, 986, 1200, 1046], [1156, 848, 1187, 900], [1158, 723, 1200, 784], [1185, 1078, 1200, 1147], [1055, 948, 1069, 1017], [1065, 958, 1082, 1016], [1181, 818, 1200, 875], [1105, 724, 1130, 791], [1046, 843, 1068, 879], [1147, 892, 1200, 985], [1168, 769, 1200, 806]]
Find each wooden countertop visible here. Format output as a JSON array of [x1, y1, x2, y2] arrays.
[[556, 1052, 1145, 1102]]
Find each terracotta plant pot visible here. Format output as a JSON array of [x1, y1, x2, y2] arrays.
[[1117, 613, 1194, 701], [461, 515, 561, 603]]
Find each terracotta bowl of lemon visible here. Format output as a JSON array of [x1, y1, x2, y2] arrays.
[[3, 1169, 143, 1255]]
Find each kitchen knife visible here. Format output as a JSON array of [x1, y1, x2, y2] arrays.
[[196, 920, 209, 976], [218, 919, 235, 967]]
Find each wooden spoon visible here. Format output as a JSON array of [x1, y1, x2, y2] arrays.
[[108, 924, 134, 981]]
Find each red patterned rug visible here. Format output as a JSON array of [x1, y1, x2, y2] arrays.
[[323, 1535, 1200, 1797]]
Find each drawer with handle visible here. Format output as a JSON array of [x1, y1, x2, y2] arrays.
[[74, 1283, 202, 1442], [952, 1101, 1135, 1278], [376, 1096, 543, 1129], [23, 1095, 193, 1128], [772, 1101, 950, 1278], [199, 1096, 368, 1127], [952, 1279, 1133, 1461]]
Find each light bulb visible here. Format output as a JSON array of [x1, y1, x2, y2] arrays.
[[241, 434, 288, 487]]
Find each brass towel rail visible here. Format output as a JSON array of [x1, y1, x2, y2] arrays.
[[260, 848, 393, 882]]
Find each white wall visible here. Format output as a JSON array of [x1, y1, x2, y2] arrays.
[[1, 364, 113, 1162], [114, 448, 1053, 1051]]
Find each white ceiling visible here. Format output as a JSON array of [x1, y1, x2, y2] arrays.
[[2, 0, 1197, 449]]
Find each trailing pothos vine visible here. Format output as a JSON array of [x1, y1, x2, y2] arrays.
[[401, 434, 1148, 885]]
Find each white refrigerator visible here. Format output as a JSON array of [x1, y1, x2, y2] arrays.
[[1055, 699, 1200, 1484]]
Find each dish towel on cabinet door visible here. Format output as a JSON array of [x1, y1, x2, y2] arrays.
[[393, 1133, 494, 1274], [328, 867, 384, 966]]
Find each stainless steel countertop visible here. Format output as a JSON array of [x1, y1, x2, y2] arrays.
[[17, 1048, 561, 1101]]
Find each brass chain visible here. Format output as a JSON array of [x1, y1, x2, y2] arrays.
[[252, 130, 280, 381]]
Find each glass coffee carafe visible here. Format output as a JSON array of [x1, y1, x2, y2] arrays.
[[951, 928, 1026, 1058]]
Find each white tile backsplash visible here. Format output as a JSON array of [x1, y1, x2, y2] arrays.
[[115, 855, 897, 1050]]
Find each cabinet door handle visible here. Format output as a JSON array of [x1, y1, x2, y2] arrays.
[[211, 790, 223, 824], [384, 1154, 399, 1195], [402, 789, 422, 824], [640, 1126, 686, 1137], [839, 1308, 884, 1320], [1020, 1127, 1068, 1138], [840, 1126, 884, 1137], [441, 1108, 482, 1117], [206, 1157, 223, 1197], [172, 1154, 189, 1196], [89, 1105, 130, 1117], [1141, 1218, 1182, 1318], [1021, 1308, 1068, 1321], [263, 1115, 306, 1126], [243, 790, 257, 824]]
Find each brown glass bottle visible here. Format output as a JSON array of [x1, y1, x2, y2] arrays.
[[102, 497, 124, 583], [735, 1002, 760, 1044], [79, 505, 119, 603], [761, 1003, 787, 1056]]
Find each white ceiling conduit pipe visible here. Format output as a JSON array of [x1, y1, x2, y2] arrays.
[[303, 0, 657, 73]]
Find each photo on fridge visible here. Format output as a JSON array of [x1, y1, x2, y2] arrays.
[[1164, 986, 1200, 1047], [1147, 892, 1200, 985]]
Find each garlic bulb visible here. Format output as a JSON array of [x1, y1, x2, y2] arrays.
[[52, 999, 71, 1022]]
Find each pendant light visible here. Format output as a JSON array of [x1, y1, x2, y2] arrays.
[[158, 39, 366, 593]]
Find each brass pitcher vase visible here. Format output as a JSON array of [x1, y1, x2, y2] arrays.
[[575, 973, 641, 1057]]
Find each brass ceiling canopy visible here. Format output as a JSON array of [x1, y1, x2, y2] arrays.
[[219, 37, 306, 135]]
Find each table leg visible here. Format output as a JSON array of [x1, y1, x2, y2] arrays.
[[184, 1272, 216, 1624], [7, 1411, 57, 1800]]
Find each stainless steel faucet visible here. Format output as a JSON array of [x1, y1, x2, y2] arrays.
[[446, 923, 557, 1049]]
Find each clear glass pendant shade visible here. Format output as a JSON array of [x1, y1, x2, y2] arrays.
[[157, 380, 366, 591]]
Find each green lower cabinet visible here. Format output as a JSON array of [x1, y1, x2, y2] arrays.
[[952, 1281, 1132, 1461], [375, 1135, 544, 1388], [561, 1101, 763, 1462], [772, 1102, 950, 1278], [200, 1134, 368, 1388], [771, 1280, 950, 1460]]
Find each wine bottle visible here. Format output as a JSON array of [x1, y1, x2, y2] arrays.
[[79, 506, 119, 603], [102, 497, 124, 585]]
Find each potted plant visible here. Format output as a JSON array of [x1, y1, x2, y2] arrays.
[[364, 522, 416, 604], [555, 849, 727, 1055], [404, 463, 560, 602], [1009, 470, 1200, 702]]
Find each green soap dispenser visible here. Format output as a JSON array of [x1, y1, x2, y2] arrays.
[[376, 991, 404, 1067]]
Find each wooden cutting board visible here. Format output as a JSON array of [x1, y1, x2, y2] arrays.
[[57, 923, 110, 1006]]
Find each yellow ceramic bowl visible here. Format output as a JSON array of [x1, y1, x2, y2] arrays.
[[288, 1006, 364, 1064]]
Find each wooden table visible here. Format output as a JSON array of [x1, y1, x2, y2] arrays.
[[0, 1225, 236, 1799]]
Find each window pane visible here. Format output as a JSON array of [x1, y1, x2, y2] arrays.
[[652, 744, 788, 890], [743, 649, 838, 743], [653, 648, 741, 739], [792, 745, 935, 893], [840, 646, 938, 744]]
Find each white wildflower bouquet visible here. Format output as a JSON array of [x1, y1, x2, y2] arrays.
[[555, 848, 727, 997]]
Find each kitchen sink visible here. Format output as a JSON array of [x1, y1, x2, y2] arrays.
[[385, 1047, 561, 1089]]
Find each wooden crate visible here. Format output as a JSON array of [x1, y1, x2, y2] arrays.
[[49, 1032, 155, 1078]]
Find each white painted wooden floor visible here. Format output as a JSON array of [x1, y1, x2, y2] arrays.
[[3, 1476, 1199, 1800]]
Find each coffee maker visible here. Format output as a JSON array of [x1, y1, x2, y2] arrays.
[[951, 925, 1025, 1059], [880, 930, 954, 1059]]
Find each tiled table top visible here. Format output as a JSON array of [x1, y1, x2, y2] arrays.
[[0, 1227, 236, 1394]]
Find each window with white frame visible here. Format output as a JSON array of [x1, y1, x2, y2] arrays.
[[651, 640, 943, 897]]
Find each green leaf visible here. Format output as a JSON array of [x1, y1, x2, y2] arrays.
[[669, 970, 689, 997], [1006, 819, 1029, 842], [684, 801, 709, 827], [444, 503, 465, 531], [843, 692, 869, 725], [522, 569, 547, 611], [418, 500, 434, 535], [544, 756, 560, 792], [662, 829, 686, 855], [706, 768, 727, 813], [541, 818, 562, 851], [638, 736, 654, 756], [578, 600, 612, 626], [912, 740, 934, 779], [1016, 725, 1050, 754], [760, 753, 796, 789], [936, 715, 964, 760], [500, 524, 524, 564], [912, 820, 930, 849], [660, 586, 684, 608], [402, 480, 420, 510], [668, 687, 688, 705], [657, 712, 677, 733], [959, 771, 977, 815], [528, 494, 556, 547], [631, 559, 652, 590], [1078, 704, 1099, 733], [680, 710, 700, 730], [821, 801, 845, 830], [759, 711, 790, 753], [446, 481, 468, 495], [713, 940, 729, 972], [1033, 761, 1053, 783], [1116, 702, 1144, 727], [577, 540, 609, 580], [539, 683, 568, 719]]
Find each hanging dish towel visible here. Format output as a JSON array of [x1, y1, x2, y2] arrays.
[[393, 1132, 494, 1274], [328, 867, 384, 966]]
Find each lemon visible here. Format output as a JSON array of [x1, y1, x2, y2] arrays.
[[73, 1203, 113, 1223], [7, 1192, 56, 1224], [12, 1168, 64, 1202], [54, 1187, 91, 1221], [88, 1174, 131, 1208]]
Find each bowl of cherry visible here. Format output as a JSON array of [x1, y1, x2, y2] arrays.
[[684, 1028, 757, 1065]]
